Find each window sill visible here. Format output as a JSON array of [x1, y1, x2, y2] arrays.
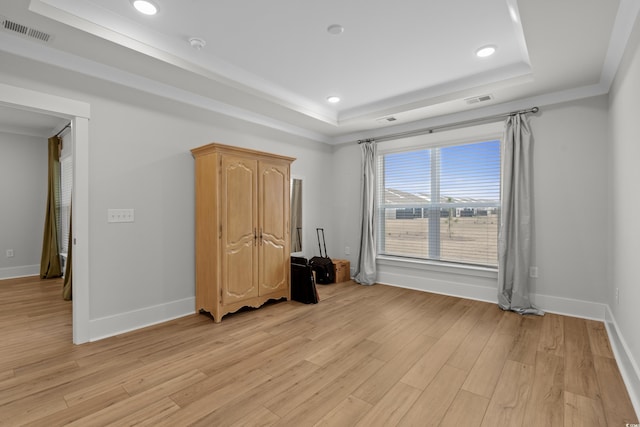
[[376, 255, 498, 279]]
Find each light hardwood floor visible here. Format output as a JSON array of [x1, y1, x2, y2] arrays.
[[0, 276, 637, 426]]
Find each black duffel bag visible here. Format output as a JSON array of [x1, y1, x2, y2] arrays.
[[309, 228, 335, 284]]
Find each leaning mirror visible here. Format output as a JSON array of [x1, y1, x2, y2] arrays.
[[291, 178, 302, 253]]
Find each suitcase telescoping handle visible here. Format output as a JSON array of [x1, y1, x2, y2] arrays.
[[316, 228, 328, 258]]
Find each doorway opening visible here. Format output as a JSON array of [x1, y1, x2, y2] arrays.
[[0, 82, 90, 343]]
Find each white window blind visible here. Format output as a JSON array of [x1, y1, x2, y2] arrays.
[[378, 139, 500, 267], [59, 154, 72, 255]]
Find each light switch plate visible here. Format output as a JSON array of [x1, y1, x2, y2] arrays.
[[108, 208, 135, 223]]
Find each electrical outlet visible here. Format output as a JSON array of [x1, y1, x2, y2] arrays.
[[529, 266, 539, 278], [615, 288, 620, 304], [345, 246, 350, 255], [6, 249, 14, 258]]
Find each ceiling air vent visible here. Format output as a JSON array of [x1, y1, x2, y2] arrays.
[[465, 94, 493, 105], [375, 116, 398, 124], [0, 16, 53, 43]]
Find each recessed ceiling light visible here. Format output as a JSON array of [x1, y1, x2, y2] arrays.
[[327, 96, 341, 103], [476, 45, 496, 58], [327, 24, 344, 35], [132, 0, 158, 15]]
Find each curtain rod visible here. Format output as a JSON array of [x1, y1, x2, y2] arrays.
[[54, 123, 71, 138], [357, 106, 539, 144]]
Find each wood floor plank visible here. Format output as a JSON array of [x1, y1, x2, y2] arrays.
[[480, 360, 534, 427], [507, 316, 542, 366], [399, 302, 486, 390], [304, 321, 383, 367], [264, 339, 380, 417], [0, 370, 14, 382], [368, 313, 432, 362], [352, 332, 437, 404], [461, 331, 515, 398], [446, 304, 504, 372], [537, 313, 565, 356], [0, 389, 69, 426], [23, 386, 130, 427], [271, 356, 383, 426], [1, 276, 637, 426], [354, 382, 422, 427], [312, 395, 372, 427], [228, 406, 280, 427], [398, 364, 468, 426], [157, 369, 273, 426], [593, 354, 639, 426], [494, 310, 524, 336], [521, 352, 564, 427], [183, 360, 320, 427], [439, 389, 490, 427], [586, 320, 614, 359], [66, 369, 208, 426], [564, 316, 599, 399], [564, 390, 607, 427], [104, 397, 180, 427]]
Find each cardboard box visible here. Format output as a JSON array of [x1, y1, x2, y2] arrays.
[[332, 259, 351, 283]]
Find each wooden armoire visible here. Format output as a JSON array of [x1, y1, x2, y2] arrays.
[[191, 143, 295, 322]]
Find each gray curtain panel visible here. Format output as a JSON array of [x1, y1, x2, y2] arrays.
[[497, 114, 543, 315], [290, 179, 302, 252], [354, 141, 377, 285]]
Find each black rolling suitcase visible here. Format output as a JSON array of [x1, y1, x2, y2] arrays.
[[309, 228, 335, 284], [291, 258, 319, 304]]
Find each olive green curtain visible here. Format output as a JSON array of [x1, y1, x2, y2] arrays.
[[62, 202, 72, 300], [40, 136, 62, 279]]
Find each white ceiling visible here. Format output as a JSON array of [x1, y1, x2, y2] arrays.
[[0, 0, 637, 143], [0, 104, 68, 137]]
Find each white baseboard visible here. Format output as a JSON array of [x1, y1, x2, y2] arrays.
[[604, 306, 640, 419], [377, 270, 607, 320], [89, 297, 196, 342], [0, 264, 39, 280], [378, 270, 498, 304], [529, 293, 606, 321]]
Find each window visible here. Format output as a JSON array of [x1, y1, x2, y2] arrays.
[[58, 136, 73, 256], [59, 145, 73, 257], [378, 138, 500, 268]]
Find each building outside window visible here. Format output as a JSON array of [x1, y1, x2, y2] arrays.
[[377, 137, 501, 268]]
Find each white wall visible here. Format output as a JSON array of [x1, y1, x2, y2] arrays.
[[87, 96, 333, 323], [330, 95, 610, 318], [0, 51, 333, 339], [608, 14, 640, 414], [528, 96, 609, 308], [0, 131, 47, 279]]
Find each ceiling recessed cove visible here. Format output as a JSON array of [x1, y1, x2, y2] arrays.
[[131, 0, 158, 16]]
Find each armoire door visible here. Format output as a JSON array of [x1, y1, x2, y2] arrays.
[[221, 155, 258, 304], [258, 161, 290, 296]]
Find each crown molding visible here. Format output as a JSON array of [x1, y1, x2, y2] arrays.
[[0, 31, 331, 143], [3, 0, 640, 145]]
